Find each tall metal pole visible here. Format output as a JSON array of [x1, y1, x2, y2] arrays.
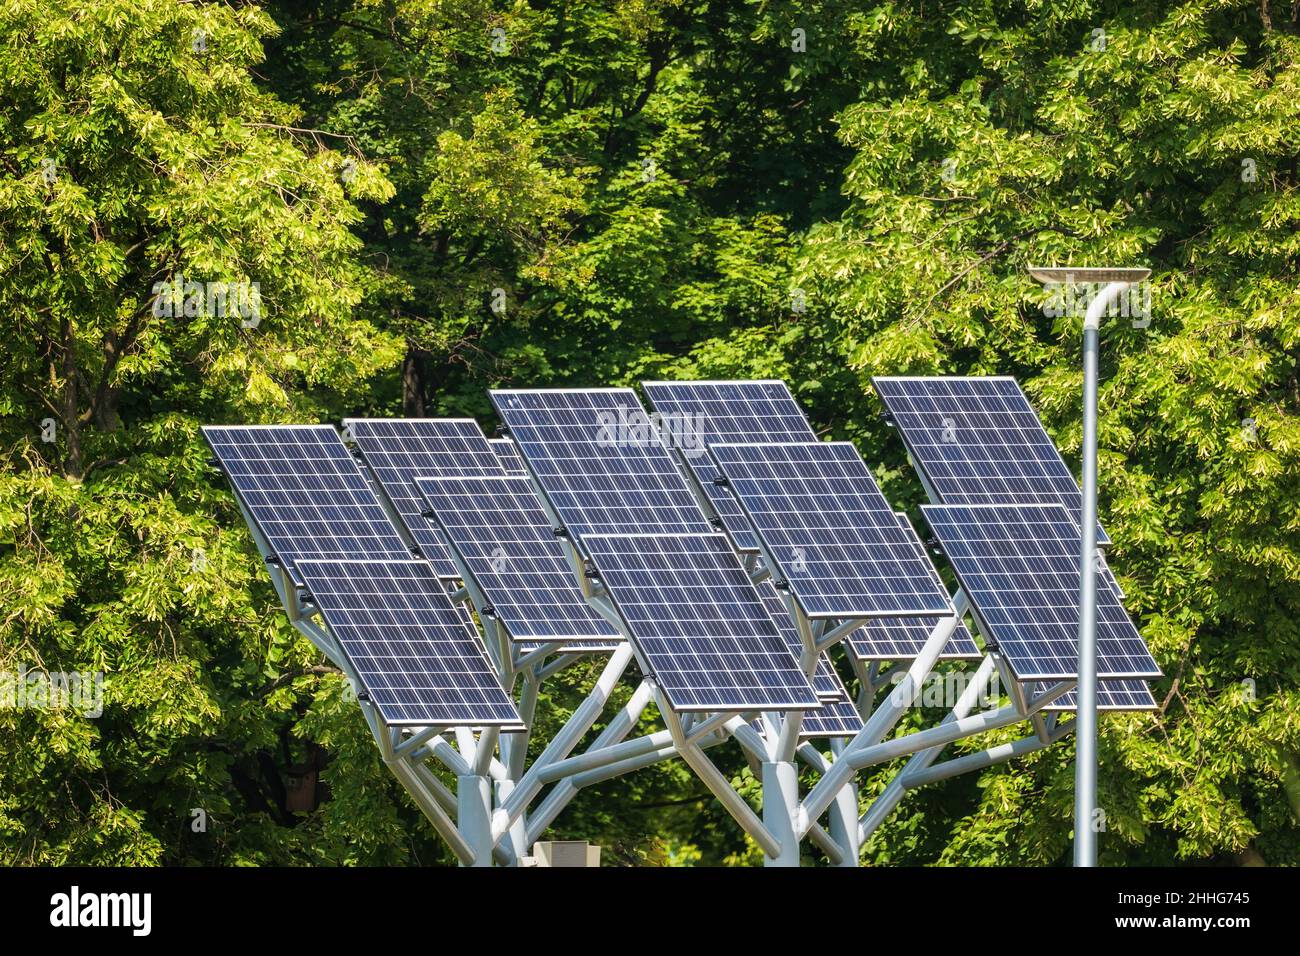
[[1076, 281, 1125, 867]]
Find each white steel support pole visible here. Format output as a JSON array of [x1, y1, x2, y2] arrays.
[[458, 774, 494, 867], [491, 644, 633, 840], [495, 778, 528, 860], [762, 761, 801, 867], [1075, 282, 1122, 867], [659, 693, 782, 858], [827, 740, 861, 867], [796, 611, 960, 833]]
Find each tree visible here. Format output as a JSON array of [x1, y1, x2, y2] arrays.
[[0, 0, 417, 864]]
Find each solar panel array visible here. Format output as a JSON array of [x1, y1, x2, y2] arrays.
[[642, 380, 819, 551], [710, 442, 954, 619], [848, 616, 980, 662], [345, 418, 505, 578], [873, 376, 1110, 545], [295, 559, 523, 728], [582, 532, 820, 712], [754, 698, 863, 741], [796, 699, 864, 738], [203, 425, 413, 578], [209, 373, 1156, 758], [490, 389, 714, 543], [922, 503, 1160, 681], [416, 475, 621, 646]]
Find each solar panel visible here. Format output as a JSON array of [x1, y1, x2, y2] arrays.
[[294, 559, 524, 728], [847, 513, 981, 660], [581, 532, 820, 712], [709, 442, 954, 619], [415, 475, 622, 647], [489, 389, 714, 543], [202, 425, 413, 578], [1032, 680, 1157, 712], [921, 503, 1161, 680], [873, 376, 1110, 545], [849, 617, 981, 662], [489, 437, 528, 474], [753, 699, 862, 740], [798, 699, 864, 738], [642, 380, 819, 551], [755, 580, 852, 701], [344, 418, 504, 579]]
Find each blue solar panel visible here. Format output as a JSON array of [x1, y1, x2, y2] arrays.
[[202, 425, 412, 578], [345, 418, 504, 578], [1032, 679, 1157, 712], [642, 380, 819, 551], [849, 617, 981, 662], [489, 437, 528, 474], [416, 475, 621, 647], [581, 532, 820, 712], [489, 389, 714, 543], [798, 699, 863, 738], [873, 376, 1110, 545], [921, 503, 1161, 680], [847, 513, 982, 660], [295, 558, 524, 728], [709, 442, 954, 619], [754, 698, 862, 740]]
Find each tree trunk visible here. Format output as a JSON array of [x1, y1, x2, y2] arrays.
[[401, 343, 426, 416], [60, 315, 83, 479]]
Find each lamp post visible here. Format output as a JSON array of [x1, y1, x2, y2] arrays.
[[1027, 265, 1150, 867]]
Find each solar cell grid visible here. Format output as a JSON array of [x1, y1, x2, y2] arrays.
[[295, 558, 524, 728], [921, 503, 1160, 680], [415, 475, 621, 646], [642, 380, 819, 551], [488, 437, 528, 474], [581, 532, 820, 712], [798, 699, 863, 738], [709, 442, 954, 619], [849, 617, 981, 662], [202, 425, 413, 578], [872, 376, 1110, 544], [1032, 679, 1157, 712], [489, 389, 714, 543], [345, 418, 504, 578], [846, 512, 981, 660]]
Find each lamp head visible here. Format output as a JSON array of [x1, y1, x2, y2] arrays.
[[1027, 266, 1150, 285]]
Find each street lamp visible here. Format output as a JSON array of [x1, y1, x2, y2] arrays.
[[1027, 265, 1150, 867]]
